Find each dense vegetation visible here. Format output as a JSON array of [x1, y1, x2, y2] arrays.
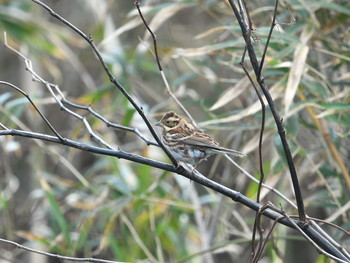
[[0, 0, 349, 262]]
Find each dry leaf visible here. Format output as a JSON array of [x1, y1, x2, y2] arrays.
[[284, 25, 314, 113], [210, 77, 250, 111]]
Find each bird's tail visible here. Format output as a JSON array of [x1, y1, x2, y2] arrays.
[[212, 146, 245, 157]]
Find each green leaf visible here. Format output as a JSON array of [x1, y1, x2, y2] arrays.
[[45, 190, 72, 248], [314, 1, 350, 16], [273, 136, 287, 164], [325, 114, 350, 128], [122, 108, 136, 126], [318, 102, 350, 111], [301, 78, 329, 98], [75, 218, 93, 251], [285, 115, 299, 137]]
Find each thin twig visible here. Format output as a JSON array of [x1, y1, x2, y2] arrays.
[[0, 238, 128, 263], [134, 0, 197, 127], [252, 202, 286, 263], [258, 0, 279, 77], [54, 88, 158, 146], [3, 33, 65, 143], [4, 33, 118, 149], [134, 0, 162, 71], [236, 0, 269, 256], [239, 47, 266, 257], [0, 80, 65, 142], [31, 0, 178, 165]]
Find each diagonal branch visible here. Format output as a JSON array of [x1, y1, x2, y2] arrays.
[[31, 0, 178, 165]]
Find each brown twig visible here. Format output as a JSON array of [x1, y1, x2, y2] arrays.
[[134, 0, 162, 72], [134, 0, 197, 127], [239, 47, 266, 257], [251, 202, 286, 263], [236, 0, 267, 257], [258, 0, 279, 77]]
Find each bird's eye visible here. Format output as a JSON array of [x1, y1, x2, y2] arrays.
[[166, 120, 170, 124]]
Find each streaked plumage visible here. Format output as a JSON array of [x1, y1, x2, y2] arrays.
[[156, 111, 244, 168]]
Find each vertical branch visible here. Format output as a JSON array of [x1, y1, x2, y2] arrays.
[[251, 203, 286, 263], [237, 7, 266, 208], [239, 48, 266, 257], [228, 0, 306, 222], [134, 0, 162, 72], [258, 0, 279, 77]]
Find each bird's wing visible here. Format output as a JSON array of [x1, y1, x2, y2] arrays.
[[173, 130, 219, 148], [168, 129, 244, 157], [176, 130, 244, 157]]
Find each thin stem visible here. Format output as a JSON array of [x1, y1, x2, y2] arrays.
[[239, 47, 266, 257], [135, 0, 162, 71], [258, 0, 279, 78], [135, 1, 197, 126]]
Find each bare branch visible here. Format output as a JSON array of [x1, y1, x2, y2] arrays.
[[227, 0, 306, 223], [0, 238, 128, 263], [30, 0, 178, 165]]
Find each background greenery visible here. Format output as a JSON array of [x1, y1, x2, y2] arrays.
[[0, 0, 349, 262]]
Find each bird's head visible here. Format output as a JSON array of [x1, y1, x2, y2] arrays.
[[155, 111, 184, 132]]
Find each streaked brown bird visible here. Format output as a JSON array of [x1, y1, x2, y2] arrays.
[[156, 111, 244, 169]]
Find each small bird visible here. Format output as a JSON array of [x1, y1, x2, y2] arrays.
[[155, 111, 244, 169]]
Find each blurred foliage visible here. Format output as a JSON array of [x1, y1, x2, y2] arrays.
[[0, 0, 349, 262]]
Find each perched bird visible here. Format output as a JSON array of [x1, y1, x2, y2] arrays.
[[155, 111, 244, 169]]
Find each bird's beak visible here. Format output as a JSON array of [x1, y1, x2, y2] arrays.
[[155, 121, 162, 127]]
